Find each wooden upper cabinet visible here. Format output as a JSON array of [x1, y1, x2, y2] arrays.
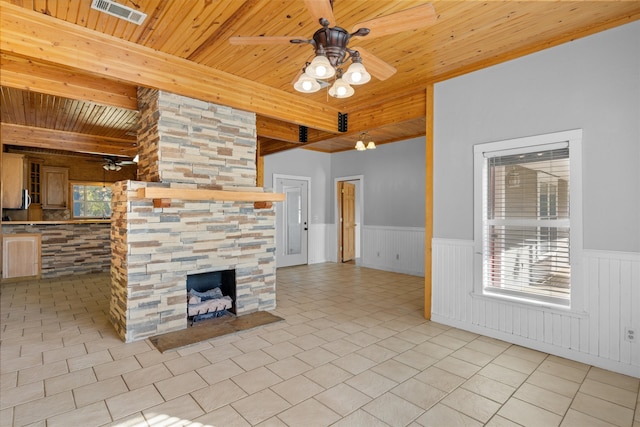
[[28, 158, 44, 220], [28, 159, 44, 205], [42, 166, 69, 209], [2, 153, 26, 209]]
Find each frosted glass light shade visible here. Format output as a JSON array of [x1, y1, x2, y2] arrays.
[[306, 55, 335, 79], [355, 140, 366, 151], [328, 78, 354, 98], [366, 141, 376, 149], [343, 62, 371, 85], [294, 73, 321, 93]]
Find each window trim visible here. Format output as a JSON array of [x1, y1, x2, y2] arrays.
[[70, 181, 113, 219], [473, 129, 584, 312]]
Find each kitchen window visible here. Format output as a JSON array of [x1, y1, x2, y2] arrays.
[[72, 183, 112, 219], [473, 130, 583, 308]]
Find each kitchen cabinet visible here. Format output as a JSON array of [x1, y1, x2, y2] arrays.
[[2, 234, 41, 279], [42, 166, 69, 209], [28, 159, 44, 220], [1, 153, 26, 209]]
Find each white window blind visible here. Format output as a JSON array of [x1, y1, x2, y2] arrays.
[[482, 144, 571, 305]]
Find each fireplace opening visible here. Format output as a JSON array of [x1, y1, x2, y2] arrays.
[[186, 269, 236, 325]]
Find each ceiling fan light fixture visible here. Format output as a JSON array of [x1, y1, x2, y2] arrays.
[[366, 141, 376, 150], [294, 72, 322, 93], [103, 163, 120, 171], [355, 140, 366, 151], [343, 61, 371, 85], [329, 77, 354, 98], [306, 54, 335, 79], [103, 158, 124, 171]]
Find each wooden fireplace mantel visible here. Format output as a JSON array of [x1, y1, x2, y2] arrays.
[[136, 187, 285, 209]]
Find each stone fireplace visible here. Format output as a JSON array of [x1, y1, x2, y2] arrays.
[[109, 89, 277, 343]]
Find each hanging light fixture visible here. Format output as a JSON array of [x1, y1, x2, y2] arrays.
[[293, 71, 322, 93], [355, 132, 376, 151], [342, 53, 371, 85], [103, 158, 122, 171], [328, 70, 354, 98], [305, 50, 336, 80], [291, 19, 371, 98]]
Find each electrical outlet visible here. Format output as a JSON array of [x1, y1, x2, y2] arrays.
[[624, 327, 636, 342]]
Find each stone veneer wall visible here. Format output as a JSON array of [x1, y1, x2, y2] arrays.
[[2, 223, 110, 278], [109, 89, 276, 343], [136, 88, 257, 188]]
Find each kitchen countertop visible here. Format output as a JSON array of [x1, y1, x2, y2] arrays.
[[1, 220, 111, 225]]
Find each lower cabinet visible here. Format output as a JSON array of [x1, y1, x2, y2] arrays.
[[2, 234, 41, 279]]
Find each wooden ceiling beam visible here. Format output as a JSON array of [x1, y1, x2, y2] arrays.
[[1, 54, 138, 110], [348, 91, 427, 132], [0, 3, 340, 133], [1, 123, 137, 157], [256, 115, 335, 144], [258, 136, 309, 156], [258, 90, 427, 154]]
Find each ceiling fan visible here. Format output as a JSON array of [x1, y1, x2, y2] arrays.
[[229, 0, 437, 98], [103, 156, 136, 171]]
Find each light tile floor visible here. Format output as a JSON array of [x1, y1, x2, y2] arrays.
[[1, 263, 639, 426]]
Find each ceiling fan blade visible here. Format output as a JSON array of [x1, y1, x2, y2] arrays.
[[304, 0, 336, 27], [357, 47, 396, 81], [229, 36, 304, 45], [352, 3, 437, 39]]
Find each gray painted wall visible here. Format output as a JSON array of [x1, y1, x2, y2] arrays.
[[264, 136, 426, 228], [263, 148, 331, 224], [331, 137, 426, 227], [434, 21, 640, 252]]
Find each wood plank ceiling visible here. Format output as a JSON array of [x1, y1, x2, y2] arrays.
[[1, 0, 639, 158]]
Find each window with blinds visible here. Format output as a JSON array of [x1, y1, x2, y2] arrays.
[[482, 144, 570, 305]]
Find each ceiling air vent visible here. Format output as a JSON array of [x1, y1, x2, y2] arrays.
[[91, 0, 147, 25]]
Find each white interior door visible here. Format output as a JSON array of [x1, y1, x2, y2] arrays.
[[275, 177, 309, 267]]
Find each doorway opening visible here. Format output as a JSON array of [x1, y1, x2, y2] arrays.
[[335, 175, 363, 264]]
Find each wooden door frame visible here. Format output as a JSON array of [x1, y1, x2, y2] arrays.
[[334, 175, 363, 263], [425, 85, 434, 320]]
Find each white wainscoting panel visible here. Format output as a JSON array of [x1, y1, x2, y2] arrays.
[[308, 223, 329, 264], [431, 238, 640, 377], [360, 226, 425, 277]]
